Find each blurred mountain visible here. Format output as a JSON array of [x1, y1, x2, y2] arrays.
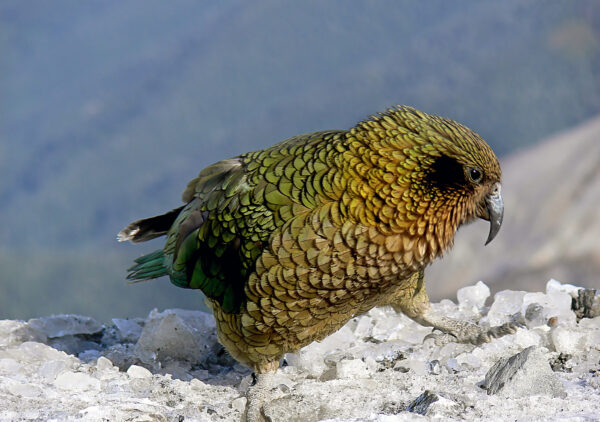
[[428, 115, 600, 300], [0, 0, 599, 320]]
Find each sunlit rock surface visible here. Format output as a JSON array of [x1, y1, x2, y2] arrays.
[[0, 280, 598, 421]]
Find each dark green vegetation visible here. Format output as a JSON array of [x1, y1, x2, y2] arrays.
[[1, 0, 599, 321]]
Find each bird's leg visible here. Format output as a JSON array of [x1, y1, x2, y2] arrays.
[[245, 361, 279, 422], [390, 271, 520, 346]]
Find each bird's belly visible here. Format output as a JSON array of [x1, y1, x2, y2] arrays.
[[212, 215, 428, 368], [211, 268, 418, 369]]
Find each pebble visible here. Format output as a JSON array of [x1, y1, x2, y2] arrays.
[[127, 364, 153, 379]]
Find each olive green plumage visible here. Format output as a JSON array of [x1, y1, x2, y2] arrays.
[[119, 106, 507, 373]]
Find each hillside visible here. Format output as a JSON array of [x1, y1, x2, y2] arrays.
[[427, 116, 600, 299]]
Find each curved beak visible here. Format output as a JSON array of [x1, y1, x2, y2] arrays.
[[485, 183, 504, 245]]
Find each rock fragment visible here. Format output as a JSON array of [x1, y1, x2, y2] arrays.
[[135, 309, 218, 365], [127, 364, 153, 379], [28, 315, 103, 338], [482, 346, 564, 397], [457, 281, 491, 310], [54, 371, 101, 391], [549, 353, 573, 372], [407, 390, 438, 415], [406, 390, 459, 417], [572, 289, 598, 321]]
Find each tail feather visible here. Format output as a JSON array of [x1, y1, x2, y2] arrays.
[[118, 206, 184, 243], [126, 249, 168, 282]]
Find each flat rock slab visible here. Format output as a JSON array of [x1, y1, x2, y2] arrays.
[[482, 346, 565, 398]]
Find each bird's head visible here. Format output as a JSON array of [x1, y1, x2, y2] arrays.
[[346, 106, 503, 263]]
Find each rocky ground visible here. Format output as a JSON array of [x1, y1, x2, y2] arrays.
[[0, 279, 599, 421]]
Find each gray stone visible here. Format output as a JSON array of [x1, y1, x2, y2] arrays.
[[407, 390, 439, 415], [135, 309, 218, 366], [482, 346, 565, 397], [28, 315, 103, 338], [112, 318, 144, 343], [572, 289, 598, 321]]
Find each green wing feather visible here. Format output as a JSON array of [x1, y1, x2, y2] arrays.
[[129, 130, 347, 314]]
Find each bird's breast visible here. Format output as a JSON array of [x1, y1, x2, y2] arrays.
[[238, 209, 435, 351]]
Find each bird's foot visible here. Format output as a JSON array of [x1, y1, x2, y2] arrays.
[[244, 370, 291, 422], [245, 372, 272, 422], [424, 320, 521, 346], [417, 310, 523, 346]]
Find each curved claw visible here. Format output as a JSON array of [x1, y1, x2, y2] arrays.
[[487, 321, 521, 339], [424, 332, 459, 347]]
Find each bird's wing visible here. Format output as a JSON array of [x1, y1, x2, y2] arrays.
[[164, 130, 346, 313]]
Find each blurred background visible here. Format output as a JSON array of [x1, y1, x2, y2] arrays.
[[1, 0, 598, 322]]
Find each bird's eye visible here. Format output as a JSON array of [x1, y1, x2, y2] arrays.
[[468, 168, 483, 183]]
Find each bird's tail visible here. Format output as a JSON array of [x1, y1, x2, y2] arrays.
[[126, 249, 168, 282], [117, 206, 184, 243]]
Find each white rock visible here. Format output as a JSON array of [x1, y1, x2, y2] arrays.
[[353, 315, 373, 339], [579, 316, 600, 329], [523, 302, 546, 328], [371, 309, 405, 341], [363, 356, 378, 373], [28, 315, 102, 338], [290, 324, 356, 377], [271, 373, 295, 392], [78, 405, 133, 421], [551, 326, 589, 354], [231, 397, 247, 413], [38, 360, 68, 380], [431, 299, 460, 318], [135, 309, 217, 364], [112, 318, 143, 342], [127, 364, 153, 379], [17, 341, 74, 363], [95, 356, 114, 371], [512, 328, 543, 348], [522, 289, 576, 328], [284, 351, 325, 378], [336, 359, 370, 379], [0, 320, 47, 347], [446, 358, 460, 372], [546, 279, 581, 297], [487, 290, 527, 326], [395, 358, 429, 375], [54, 371, 101, 391], [4, 378, 44, 398], [356, 340, 407, 364], [0, 358, 22, 374], [389, 316, 432, 344], [456, 352, 482, 369], [457, 281, 491, 310], [433, 342, 473, 365], [472, 336, 519, 366]]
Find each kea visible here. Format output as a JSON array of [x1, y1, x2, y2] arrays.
[[118, 106, 516, 421]]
